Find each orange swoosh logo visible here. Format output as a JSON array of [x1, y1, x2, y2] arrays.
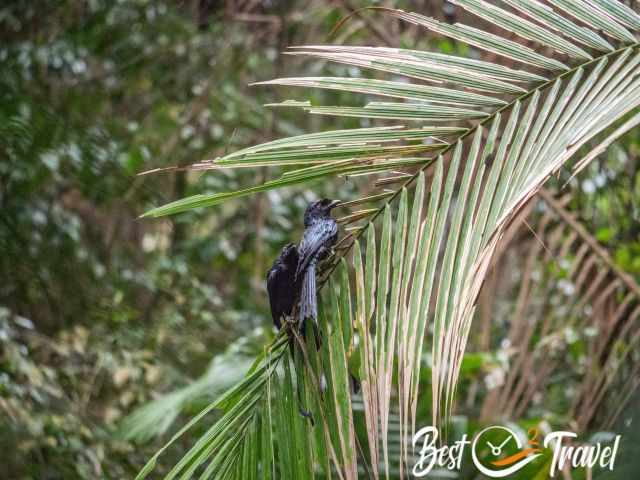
[[491, 448, 542, 467]]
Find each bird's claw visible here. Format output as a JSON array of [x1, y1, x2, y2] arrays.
[[298, 405, 315, 426]]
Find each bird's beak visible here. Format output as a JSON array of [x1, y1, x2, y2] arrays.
[[328, 200, 341, 210]]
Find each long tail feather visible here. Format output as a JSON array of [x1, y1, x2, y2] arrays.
[[293, 350, 314, 425], [300, 262, 317, 324]]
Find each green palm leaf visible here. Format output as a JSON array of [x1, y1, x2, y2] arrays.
[[138, 2, 640, 477]]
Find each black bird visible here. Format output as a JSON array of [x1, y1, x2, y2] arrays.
[[296, 198, 340, 332], [267, 242, 316, 423], [265, 200, 339, 423], [266, 243, 299, 330]]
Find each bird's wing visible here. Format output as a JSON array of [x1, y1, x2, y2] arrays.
[[266, 266, 284, 328], [267, 244, 299, 329], [296, 220, 338, 278]]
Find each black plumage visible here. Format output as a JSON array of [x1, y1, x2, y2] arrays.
[[264, 200, 340, 423], [295, 198, 339, 329], [266, 243, 299, 330]]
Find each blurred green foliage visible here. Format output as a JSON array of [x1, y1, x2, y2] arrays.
[[0, 0, 356, 477]]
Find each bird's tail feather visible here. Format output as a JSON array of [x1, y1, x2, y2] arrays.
[[300, 262, 317, 325], [293, 348, 314, 425]]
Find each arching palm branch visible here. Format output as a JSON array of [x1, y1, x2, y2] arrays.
[[138, 2, 640, 478]]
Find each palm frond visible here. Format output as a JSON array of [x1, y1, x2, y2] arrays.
[[133, 337, 287, 480], [139, 1, 640, 477]]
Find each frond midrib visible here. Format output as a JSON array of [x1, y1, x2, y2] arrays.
[[323, 41, 640, 283]]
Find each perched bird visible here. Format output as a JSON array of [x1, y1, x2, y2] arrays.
[[296, 198, 340, 331], [266, 243, 299, 330], [265, 200, 340, 423], [267, 242, 313, 422]]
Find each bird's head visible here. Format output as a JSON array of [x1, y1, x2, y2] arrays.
[[304, 198, 340, 226]]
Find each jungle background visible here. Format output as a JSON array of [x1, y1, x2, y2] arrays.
[[1, 0, 639, 478]]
